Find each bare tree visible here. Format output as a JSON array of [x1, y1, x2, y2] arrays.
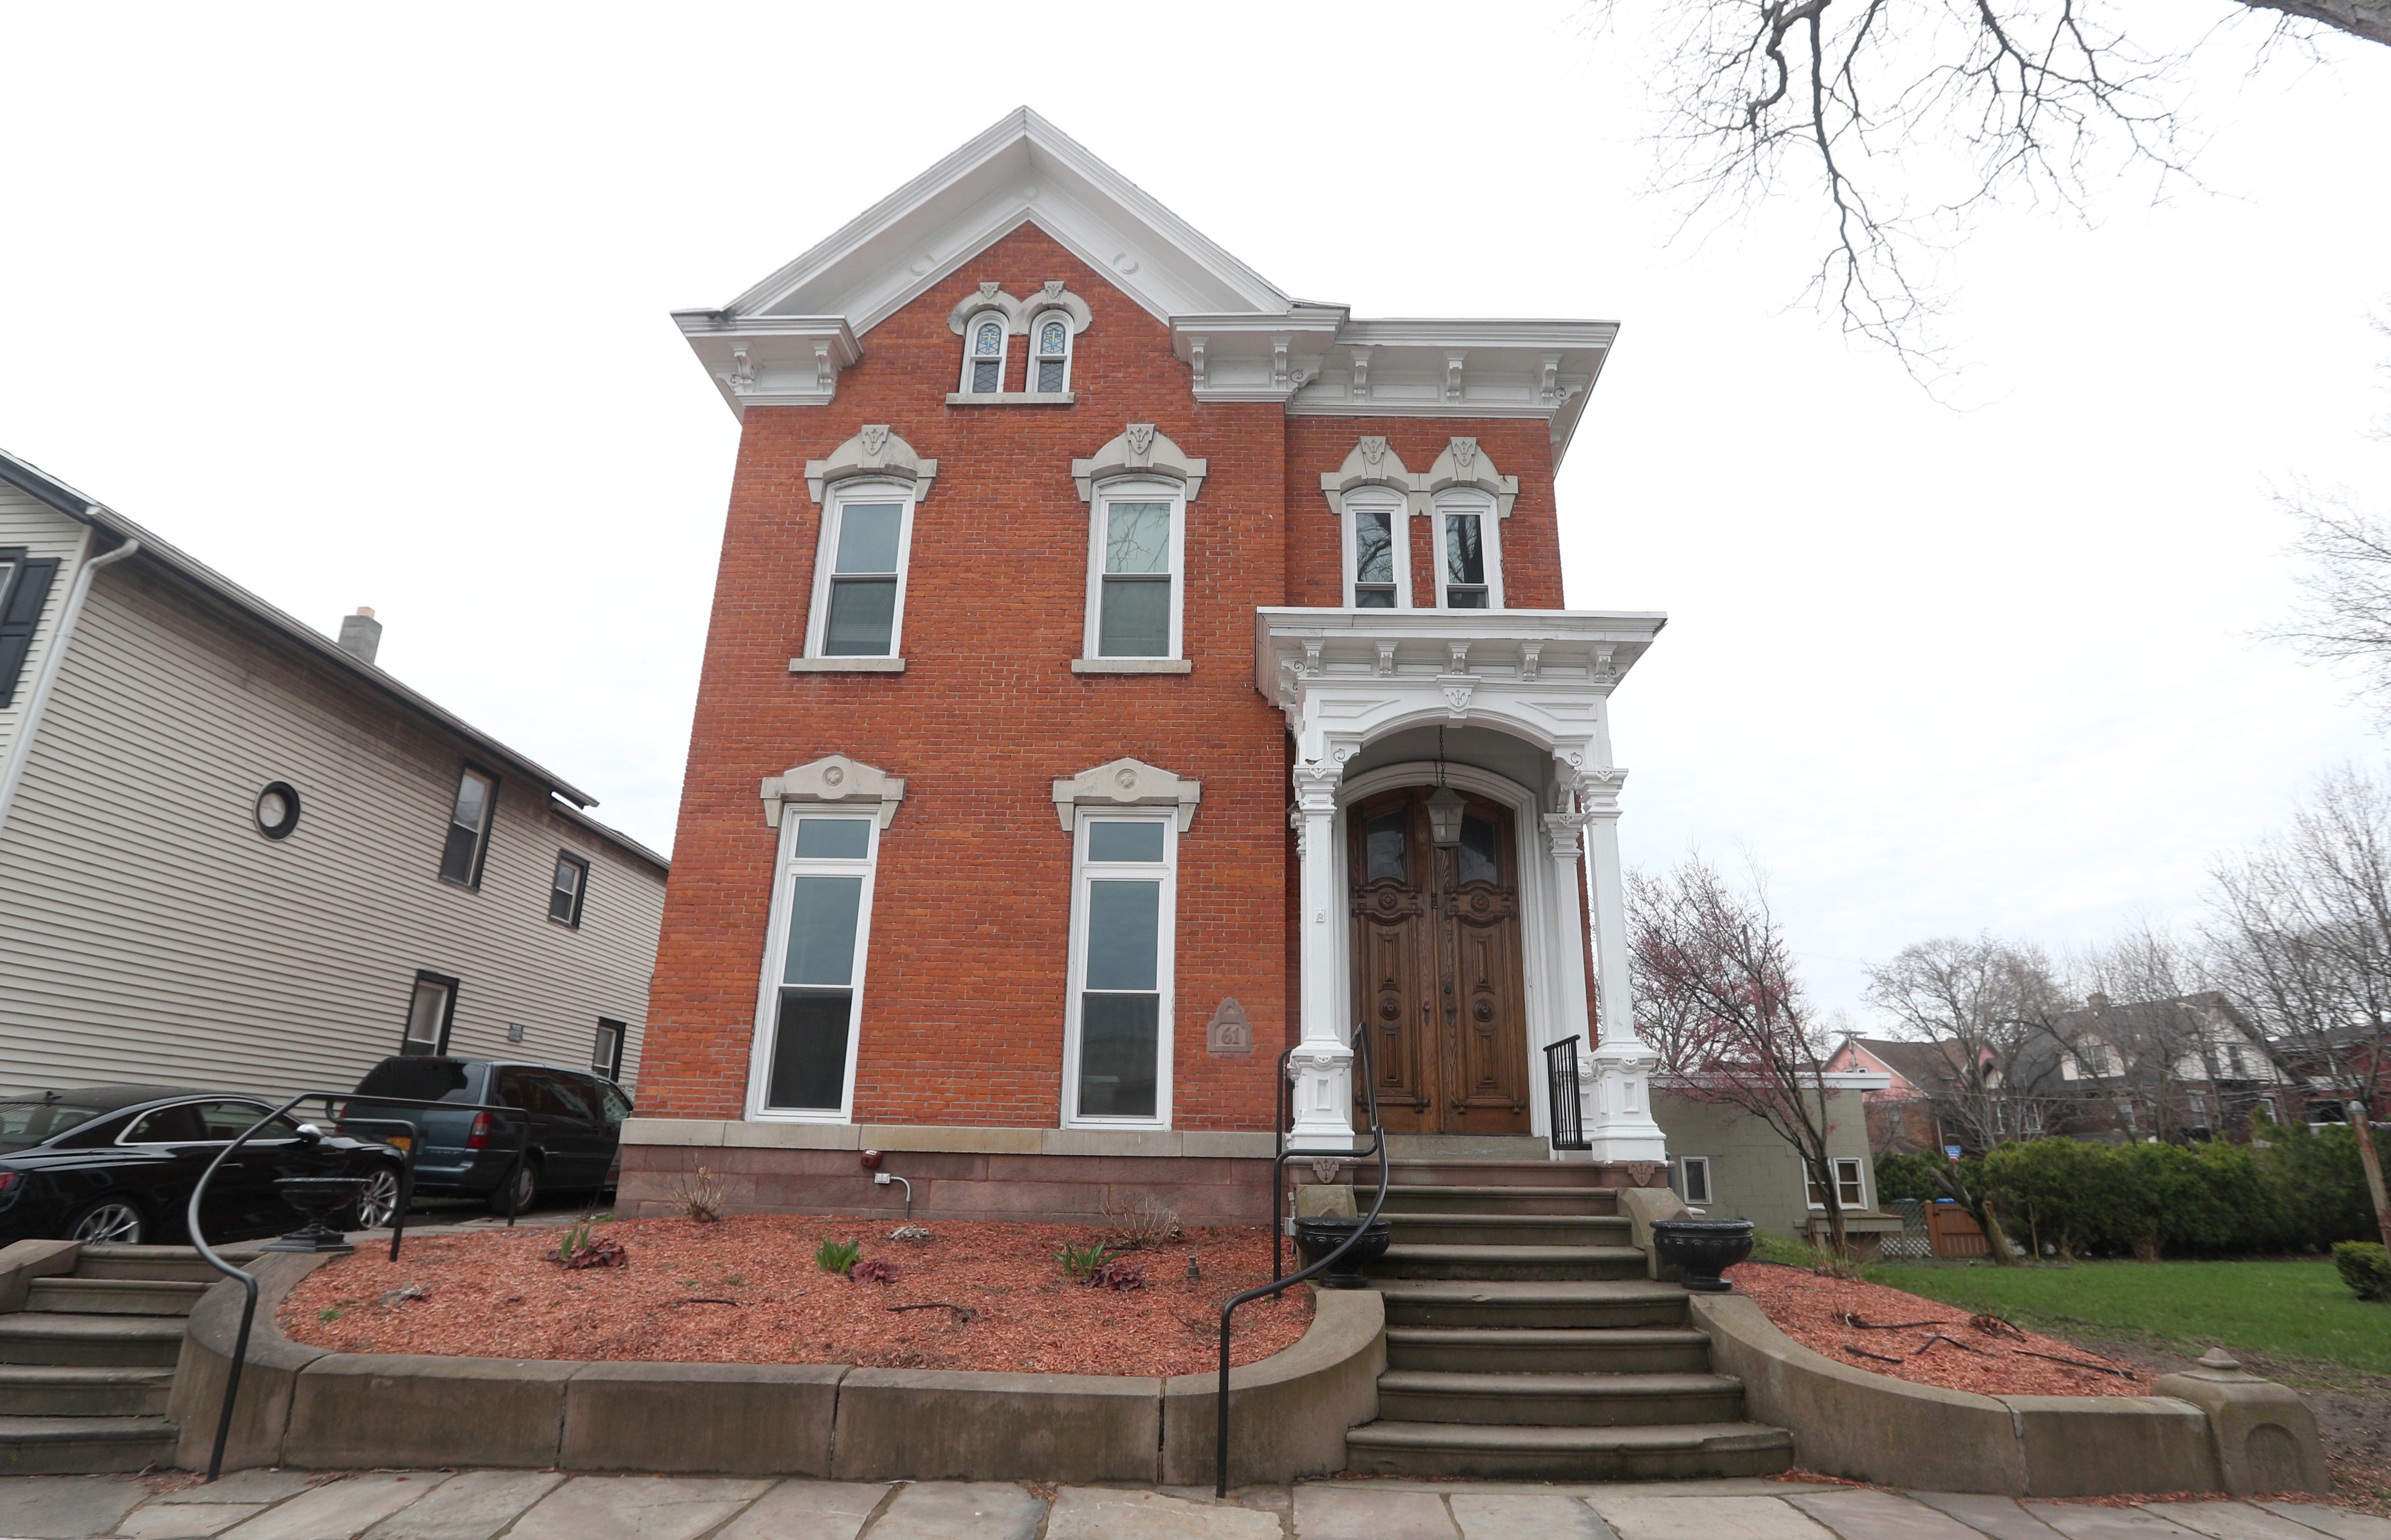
[[1628, 856, 1855, 1254], [2206, 764, 2391, 1254], [2272, 489, 2391, 719], [1585, 1, 2383, 374]]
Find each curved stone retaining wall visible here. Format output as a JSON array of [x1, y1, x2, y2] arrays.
[[170, 1254, 1384, 1483]]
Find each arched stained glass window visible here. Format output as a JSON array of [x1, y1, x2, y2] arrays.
[[962, 312, 1008, 394], [1032, 312, 1072, 394]]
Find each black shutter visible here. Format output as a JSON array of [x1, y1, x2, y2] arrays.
[[0, 558, 61, 708]]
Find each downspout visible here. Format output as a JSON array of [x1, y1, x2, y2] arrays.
[[0, 529, 141, 843]]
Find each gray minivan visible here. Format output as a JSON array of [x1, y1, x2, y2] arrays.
[[344, 1057, 630, 1212]]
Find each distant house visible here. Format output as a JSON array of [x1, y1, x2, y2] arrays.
[[1825, 1036, 1966, 1154], [2036, 991, 2294, 1141], [0, 447, 667, 1099], [1651, 1071, 1896, 1250]]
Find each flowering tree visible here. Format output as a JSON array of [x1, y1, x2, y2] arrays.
[[1627, 856, 1854, 1256]]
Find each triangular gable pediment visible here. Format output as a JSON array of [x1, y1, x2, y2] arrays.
[[727, 108, 1295, 334]]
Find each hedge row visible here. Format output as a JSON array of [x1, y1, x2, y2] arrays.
[[1873, 1119, 2390, 1258]]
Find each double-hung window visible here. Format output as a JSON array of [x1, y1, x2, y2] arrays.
[[1085, 483, 1183, 660], [1433, 492, 1501, 609], [1030, 313, 1072, 394], [805, 488, 914, 659], [1343, 491, 1405, 608], [438, 767, 497, 886], [1806, 1156, 1867, 1209], [1678, 1155, 1713, 1206], [548, 852, 589, 926], [403, 972, 458, 1056], [1065, 815, 1175, 1126], [754, 814, 878, 1119], [960, 312, 1009, 395]]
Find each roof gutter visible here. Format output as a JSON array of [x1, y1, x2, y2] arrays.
[[0, 529, 141, 844]]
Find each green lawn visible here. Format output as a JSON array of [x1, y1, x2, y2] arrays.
[[1867, 1258, 2390, 1376]]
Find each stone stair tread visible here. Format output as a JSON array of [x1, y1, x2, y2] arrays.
[[1364, 1184, 1610, 1197], [1347, 1419, 1792, 1453], [0, 1365, 175, 1386], [0, 1314, 187, 1342], [26, 1278, 210, 1314], [1373, 1278, 1685, 1303], [1380, 1244, 1649, 1264], [1377, 1369, 1743, 1397], [1384, 1326, 1709, 1345], [0, 1413, 177, 1444], [1388, 1212, 1629, 1226]]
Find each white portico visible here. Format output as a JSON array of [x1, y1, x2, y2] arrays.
[[1255, 607, 1669, 1162]]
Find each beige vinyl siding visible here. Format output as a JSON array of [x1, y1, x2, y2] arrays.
[[0, 487, 90, 764], [1652, 1087, 1875, 1239], [0, 557, 664, 1102]]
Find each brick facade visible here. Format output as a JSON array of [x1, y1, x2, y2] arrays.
[[640, 222, 1573, 1140]]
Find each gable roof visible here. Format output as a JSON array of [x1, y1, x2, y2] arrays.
[[0, 445, 630, 831], [1837, 1036, 1966, 1095], [675, 108, 1620, 462]]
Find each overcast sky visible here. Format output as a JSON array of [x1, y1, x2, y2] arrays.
[[3, 3, 2385, 1025]]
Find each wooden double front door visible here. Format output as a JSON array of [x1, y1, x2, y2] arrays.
[[1348, 786, 1532, 1135]]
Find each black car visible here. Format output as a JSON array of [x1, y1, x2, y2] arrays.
[[343, 1057, 630, 1213], [0, 1086, 409, 1249]]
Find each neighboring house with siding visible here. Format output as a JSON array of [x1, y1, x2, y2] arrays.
[[1652, 1075, 1892, 1246], [0, 446, 667, 1100]]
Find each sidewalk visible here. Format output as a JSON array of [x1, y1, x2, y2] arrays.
[[3, 1471, 2386, 1540]]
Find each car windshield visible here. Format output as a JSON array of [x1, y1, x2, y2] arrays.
[[0, 1099, 112, 1153], [353, 1059, 477, 1103]]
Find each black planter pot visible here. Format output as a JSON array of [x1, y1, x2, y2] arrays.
[[1291, 1215, 1393, 1289], [1650, 1217, 1754, 1293], [263, 1176, 368, 1255]]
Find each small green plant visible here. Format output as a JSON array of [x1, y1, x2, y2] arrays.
[[318, 1306, 342, 1322], [816, 1238, 862, 1277], [724, 1273, 746, 1287], [1054, 1241, 1112, 1279], [2333, 1241, 2390, 1302], [550, 1222, 626, 1270]]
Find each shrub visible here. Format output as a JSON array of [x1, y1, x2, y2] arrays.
[[1085, 1257, 1147, 1290], [672, 1166, 724, 1223], [1100, 1192, 1183, 1250], [551, 1222, 627, 1270], [1873, 1152, 1945, 1205], [1054, 1241, 1111, 1279], [2333, 1241, 2391, 1301], [814, 1238, 861, 1277], [851, 1257, 900, 1285]]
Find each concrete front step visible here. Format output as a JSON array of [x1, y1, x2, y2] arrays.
[[1372, 1278, 1690, 1330], [1385, 1326, 1715, 1375], [1368, 1161, 1625, 1193], [1375, 1368, 1749, 1427], [1372, 1243, 1649, 1281], [1343, 1418, 1795, 1480], [25, 1278, 209, 1318], [0, 1364, 176, 1418], [1385, 1213, 1633, 1247], [0, 1414, 179, 1475], [1364, 1184, 1619, 1216], [73, 1244, 256, 1284], [0, 1313, 186, 1369]]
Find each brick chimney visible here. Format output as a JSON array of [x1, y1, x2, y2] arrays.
[[336, 606, 382, 666]]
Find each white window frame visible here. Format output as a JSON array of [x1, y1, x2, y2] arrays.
[[1806, 1155, 1867, 1210], [1340, 488, 1409, 609], [1028, 309, 1074, 396], [803, 481, 918, 660], [959, 310, 1011, 395], [1678, 1155, 1712, 1207], [1431, 489, 1503, 610], [1060, 811, 1177, 1130], [746, 812, 881, 1123], [1082, 477, 1186, 661]]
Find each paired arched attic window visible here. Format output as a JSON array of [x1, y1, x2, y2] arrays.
[[1318, 437, 1521, 610], [947, 281, 1092, 402]]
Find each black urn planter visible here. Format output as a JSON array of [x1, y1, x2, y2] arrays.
[[1291, 1215, 1393, 1289], [262, 1176, 368, 1255], [1649, 1217, 1754, 1293]]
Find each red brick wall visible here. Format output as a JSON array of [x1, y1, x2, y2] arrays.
[[644, 222, 1577, 1130]]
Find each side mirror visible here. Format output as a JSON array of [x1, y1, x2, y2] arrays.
[[293, 1123, 326, 1143]]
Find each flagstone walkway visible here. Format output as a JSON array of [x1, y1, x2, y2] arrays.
[[2, 1471, 2385, 1540]]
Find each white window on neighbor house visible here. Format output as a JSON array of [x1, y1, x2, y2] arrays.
[[1678, 1155, 1713, 1206], [1432, 490, 1501, 609], [751, 815, 880, 1120], [1063, 814, 1176, 1128], [1029, 311, 1073, 395], [1341, 488, 1407, 609], [805, 486, 916, 659], [1084, 480, 1184, 660], [437, 766, 498, 886], [403, 973, 457, 1056], [1806, 1156, 1866, 1210], [960, 311, 1010, 395]]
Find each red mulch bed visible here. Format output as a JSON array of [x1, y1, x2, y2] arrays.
[[1726, 1260, 2149, 1398], [279, 1215, 1311, 1379]]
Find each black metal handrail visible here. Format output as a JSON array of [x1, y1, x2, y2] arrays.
[[1217, 1025, 1385, 1497], [186, 1090, 530, 1482], [1545, 1035, 1590, 1152]]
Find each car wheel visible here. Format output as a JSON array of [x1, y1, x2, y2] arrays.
[[347, 1164, 405, 1230], [487, 1157, 539, 1215], [68, 1198, 146, 1246]]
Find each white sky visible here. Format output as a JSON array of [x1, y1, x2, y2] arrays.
[[3, 3, 2385, 1025]]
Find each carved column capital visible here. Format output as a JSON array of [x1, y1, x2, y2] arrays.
[[1542, 811, 1594, 862], [1291, 761, 1343, 815]]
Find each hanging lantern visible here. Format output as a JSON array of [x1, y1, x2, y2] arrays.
[[1426, 785, 1467, 847]]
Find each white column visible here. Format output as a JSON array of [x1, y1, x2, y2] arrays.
[[1541, 811, 1597, 1162], [1580, 769, 1667, 1164], [1287, 761, 1356, 1150]]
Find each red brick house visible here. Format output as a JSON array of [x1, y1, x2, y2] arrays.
[[620, 110, 1669, 1225]]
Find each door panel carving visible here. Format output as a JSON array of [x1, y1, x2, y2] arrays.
[[1348, 786, 1530, 1135]]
